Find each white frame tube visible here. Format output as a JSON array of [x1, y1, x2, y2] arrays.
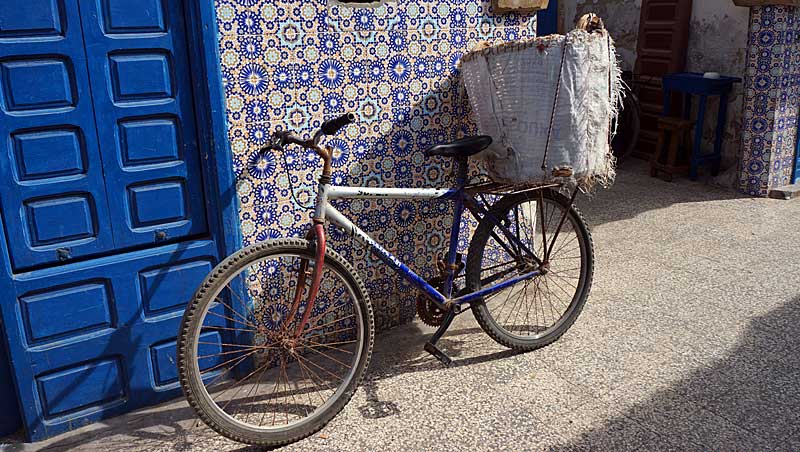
[[326, 185, 455, 200]]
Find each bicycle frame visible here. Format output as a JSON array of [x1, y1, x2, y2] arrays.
[[269, 123, 553, 338], [309, 161, 543, 314]]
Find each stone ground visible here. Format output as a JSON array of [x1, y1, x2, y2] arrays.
[[4, 160, 800, 451]]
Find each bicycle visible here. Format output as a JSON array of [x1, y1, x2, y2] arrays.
[[177, 113, 594, 447]]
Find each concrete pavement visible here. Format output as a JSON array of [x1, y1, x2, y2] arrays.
[[4, 160, 800, 451]]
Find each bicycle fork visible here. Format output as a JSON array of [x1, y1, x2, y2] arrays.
[[285, 223, 326, 338]]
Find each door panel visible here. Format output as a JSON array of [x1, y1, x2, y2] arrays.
[[0, 0, 228, 440], [78, 0, 208, 249], [0, 240, 221, 439], [0, 0, 115, 270], [794, 135, 800, 185], [634, 0, 693, 158]]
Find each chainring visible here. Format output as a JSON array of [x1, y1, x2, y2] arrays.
[[416, 293, 447, 327], [416, 276, 459, 327]]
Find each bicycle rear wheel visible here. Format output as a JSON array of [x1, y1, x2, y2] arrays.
[[178, 238, 374, 447], [466, 188, 593, 351]]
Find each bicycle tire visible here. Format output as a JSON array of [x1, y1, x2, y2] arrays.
[[178, 238, 374, 447], [466, 189, 594, 351]]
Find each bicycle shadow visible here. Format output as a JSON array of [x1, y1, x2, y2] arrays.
[[231, 297, 800, 451], [31, 291, 798, 451]]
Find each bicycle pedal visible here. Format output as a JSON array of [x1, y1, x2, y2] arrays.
[[424, 342, 453, 367]]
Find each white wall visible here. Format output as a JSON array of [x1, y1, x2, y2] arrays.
[[560, 0, 642, 71]]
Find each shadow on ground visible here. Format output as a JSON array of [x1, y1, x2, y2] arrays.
[[231, 294, 800, 451], [2, 164, 791, 451], [5, 323, 509, 452], [577, 159, 750, 229], [547, 296, 800, 450]]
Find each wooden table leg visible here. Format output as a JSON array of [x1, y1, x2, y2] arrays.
[[690, 95, 707, 181], [712, 93, 728, 176]]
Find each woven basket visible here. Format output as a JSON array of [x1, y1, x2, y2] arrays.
[[461, 30, 623, 190]]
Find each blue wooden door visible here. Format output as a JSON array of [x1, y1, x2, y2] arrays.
[[0, 0, 225, 440], [0, 0, 116, 270], [78, 0, 208, 248], [794, 128, 800, 184], [0, 0, 207, 271]]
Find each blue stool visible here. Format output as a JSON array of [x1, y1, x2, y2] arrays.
[[662, 72, 741, 180]]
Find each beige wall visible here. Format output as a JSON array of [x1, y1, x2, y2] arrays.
[[560, 0, 642, 70], [560, 0, 750, 170]]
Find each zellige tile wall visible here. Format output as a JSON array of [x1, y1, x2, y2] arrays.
[[739, 5, 800, 195], [215, 0, 536, 329]]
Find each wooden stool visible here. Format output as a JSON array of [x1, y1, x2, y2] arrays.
[[650, 116, 694, 182]]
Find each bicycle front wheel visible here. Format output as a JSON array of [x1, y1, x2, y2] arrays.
[[178, 238, 374, 447], [466, 188, 593, 351]]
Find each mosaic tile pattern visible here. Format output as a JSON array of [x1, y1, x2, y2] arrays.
[[215, 0, 536, 329], [739, 5, 800, 196]]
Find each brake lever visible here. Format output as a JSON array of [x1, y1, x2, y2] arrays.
[[273, 130, 288, 149], [258, 130, 289, 153]]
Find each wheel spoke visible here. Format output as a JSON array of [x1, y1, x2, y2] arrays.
[[472, 192, 590, 343], [180, 247, 370, 437], [302, 326, 356, 343]]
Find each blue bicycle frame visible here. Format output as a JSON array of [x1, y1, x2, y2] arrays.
[[313, 158, 546, 311]]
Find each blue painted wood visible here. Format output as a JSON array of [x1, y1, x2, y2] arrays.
[[12, 130, 86, 180], [662, 72, 741, 181], [0, 0, 65, 38], [183, 0, 243, 262], [0, 319, 22, 436], [1, 240, 220, 439], [0, 0, 239, 441], [794, 127, 800, 184], [19, 281, 113, 345], [0, 0, 116, 270], [151, 330, 223, 385], [140, 260, 213, 316], [78, 0, 209, 249], [37, 358, 126, 417], [537, 0, 558, 35]]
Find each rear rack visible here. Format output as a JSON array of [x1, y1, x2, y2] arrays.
[[464, 180, 562, 196]]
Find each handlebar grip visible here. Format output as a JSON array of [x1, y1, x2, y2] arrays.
[[320, 113, 356, 136]]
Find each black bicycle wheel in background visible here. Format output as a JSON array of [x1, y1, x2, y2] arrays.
[[466, 189, 594, 351], [611, 84, 641, 163], [178, 238, 374, 447]]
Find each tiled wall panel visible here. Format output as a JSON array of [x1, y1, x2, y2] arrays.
[[740, 6, 800, 196], [215, 0, 536, 329]]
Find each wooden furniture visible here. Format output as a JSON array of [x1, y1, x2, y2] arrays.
[[633, 0, 693, 159], [662, 72, 742, 180], [650, 117, 695, 181]]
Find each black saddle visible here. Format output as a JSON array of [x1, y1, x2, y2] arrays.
[[424, 135, 492, 158]]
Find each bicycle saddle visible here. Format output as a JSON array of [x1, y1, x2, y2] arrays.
[[424, 135, 492, 158]]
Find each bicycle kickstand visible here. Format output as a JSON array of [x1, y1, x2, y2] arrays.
[[424, 308, 457, 367]]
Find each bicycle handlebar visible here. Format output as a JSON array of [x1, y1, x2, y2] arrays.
[[320, 112, 355, 136], [261, 112, 356, 154], [258, 112, 356, 178]]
